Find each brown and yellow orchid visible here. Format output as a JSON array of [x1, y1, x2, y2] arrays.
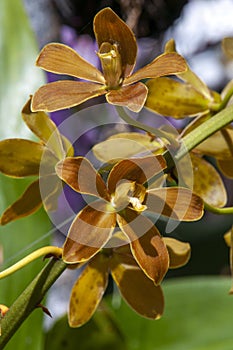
[[92, 130, 228, 208], [0, 98, 74, 225], [68, 233, 191, 327], [31, 8, 187, 113], [55, 154, 203, 285]]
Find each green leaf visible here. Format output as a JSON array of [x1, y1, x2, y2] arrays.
[[107, 276, 233, 350], [44, 308, 127, 350], [0, 0, 45, 139], [0, 1, 50, 349]]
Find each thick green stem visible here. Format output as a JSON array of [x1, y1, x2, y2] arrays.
[[0, 258, 67, 349], [175, 104, 233, 160], [204, 203, 233, 215]]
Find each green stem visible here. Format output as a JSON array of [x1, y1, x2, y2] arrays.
[[115, 106, 180, 148], [204, 202, 233, 215], [175, 104, 233, 160], [0, 246, 62, 279], [0, 258, 67, 349]]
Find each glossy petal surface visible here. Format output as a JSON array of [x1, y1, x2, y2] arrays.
[[56, 157, 109, 200], [111, 254, 164, 319], [0, 180, 42, 225], [106, 83, 148, 112], [146, 187, 204, 221], [124, 53, 187, 85], [94, 8, 137, 78], [92, 132, 164, 163], [31, 81, 106, 112], [117, 209, 169, 284], [22, 98, 65, 159], [0, 139, 55, 177], [194, 127, 233, 160], [218, 159, 233, 179], [36, 43, 104, 83], [163, 237, 191, 268], [63, 201, 116, 263], [69, 254, 109, 327], [107, 155, 166, 194], [145, 77, 210, 118], [190, 155, 227, 207]]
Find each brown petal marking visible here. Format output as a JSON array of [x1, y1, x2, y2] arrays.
[[69, 254, 109, 327], [117, 209, 169, 284], [63, 201, 116, 263], [146, 187, 204, 221], [124, 53, 187, 85], [163, 237, 191, 268], [1, 180, 42, 225], [31, 81, 106, 113], [111, 257, 164, 319], [93, 8, 137, 77], [106, 83, 148, 112], [107, 155, 166, 194], [36, 43, 105, 83], [56, 157, 109, 200]]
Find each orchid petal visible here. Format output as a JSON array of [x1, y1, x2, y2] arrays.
[[117, 209, 169, 284], [22, 98, 65, 159], [0, 139, 56, 177], [163, 237, 191, 269], [35, 43, 105, 83], [69, 254, 109, 327], [194, 127, 233, 160], [146, 187, 204, 221], [31, 81, 106, 112], [92, 132, 164, 163], [94, 8, 137, 78], [111, 255, 164, 319], [106, 82, 148, 112], [107, 155, 166, 194], [63, 201, 116, 263], [0, 180, 42, 225], [56, 157, 109, 200], [188, 155, 227, 207], [145, 77, 210, 118], [217, 159, 233, 179], [124, 53, 187, 85]]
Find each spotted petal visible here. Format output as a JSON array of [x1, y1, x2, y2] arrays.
[[145, 77, 211, 118], [63, 201, 116, 263], [94, 8, 137, 78], [124, 53, 187, 85], [146, 187, 204, 221], [107, 155, 166, 194], [69, 254, 109, 327], [117, 209, 169, 284], [56, 157, 109, 200], [185, 155, 227, 207], [35, 43, 105, 83], [106, 82, 148, 112], [111, 253, 164, 319], [0, 180, 42, 225], [194, 127, 233, 160], [31, 81, 106, 112]]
